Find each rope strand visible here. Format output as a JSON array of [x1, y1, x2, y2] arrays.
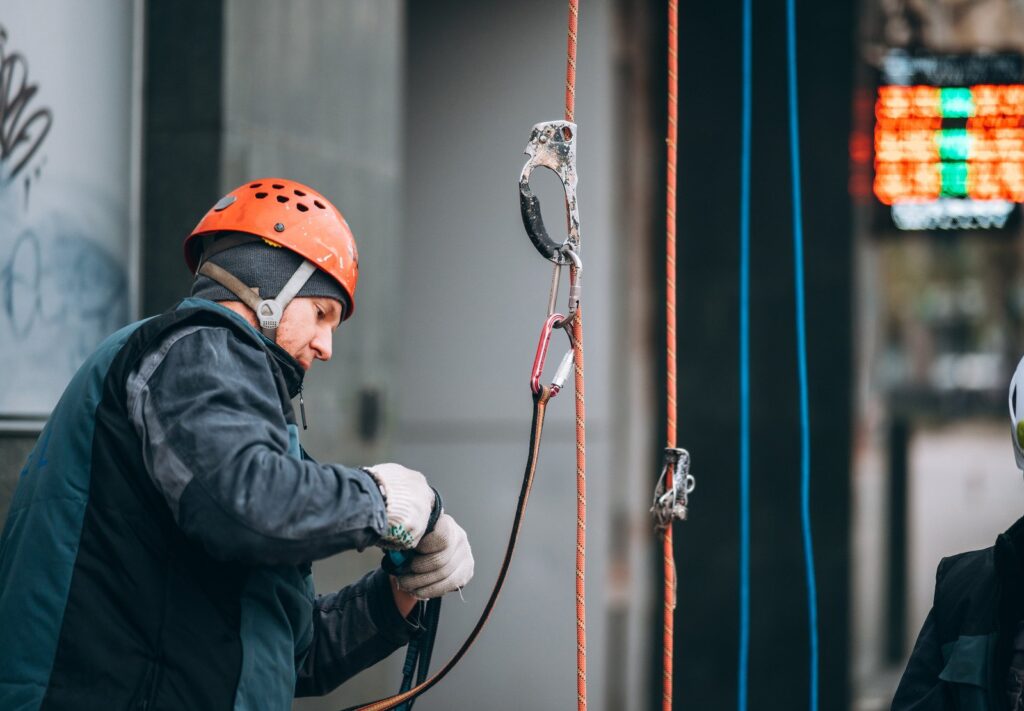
[[566, 0, 579, 122], [738, 0, 752, 707], [785, 0, 819, 708], [663, 0, 680, 709], [571, 298, 587, 711], [565, 3, 586, 710]]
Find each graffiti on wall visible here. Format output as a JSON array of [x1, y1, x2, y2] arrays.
[[0, 25, 52, 204], [0, 17, 131, 416], [2, 225, 128, 365]]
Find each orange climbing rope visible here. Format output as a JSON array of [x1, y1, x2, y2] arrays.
[[650, 1, 691, 709], [664, 1, 679, 709], [563, 2, 588, 710], [565, 0, 578, 123]]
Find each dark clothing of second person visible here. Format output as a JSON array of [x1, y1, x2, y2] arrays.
[[1006, 623, 1024, 710], [0, 299, 414, 711], [892, 516, 1024, 710]]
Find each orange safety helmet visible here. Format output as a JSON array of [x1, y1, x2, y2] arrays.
[[184, 178, 359, 321]]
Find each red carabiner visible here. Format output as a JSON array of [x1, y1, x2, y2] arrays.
[[531, 313, 574, 396]]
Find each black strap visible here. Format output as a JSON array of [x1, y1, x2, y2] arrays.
[[382, 486, 446, 711], [393, 598, 442, 711]]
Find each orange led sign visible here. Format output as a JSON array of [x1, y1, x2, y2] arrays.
[[873, 85, 1024, 205]]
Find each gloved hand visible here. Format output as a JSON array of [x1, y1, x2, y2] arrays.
[[396, 513, 474, 599], [365, 463, 437, 550]]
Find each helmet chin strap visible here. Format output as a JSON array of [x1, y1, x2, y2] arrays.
[[198, 260, 317, 341]]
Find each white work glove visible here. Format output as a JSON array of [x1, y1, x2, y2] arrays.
[[365, 463, 437, 550], [396, 513, 474, 599]]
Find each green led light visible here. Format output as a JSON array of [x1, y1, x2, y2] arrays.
[[940, 162, 969, 197], [937, 129, 970, 161], [940, 87, 975, 118]]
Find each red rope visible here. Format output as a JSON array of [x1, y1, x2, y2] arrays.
[[663, 0, 679, 709], [566, 0, 578, 123], [565, 2, 586, 710]]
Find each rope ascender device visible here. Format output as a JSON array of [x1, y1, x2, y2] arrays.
[[519, 3, 592, 706], [519, 117, 587, 710], [341, 5, 588, 709]]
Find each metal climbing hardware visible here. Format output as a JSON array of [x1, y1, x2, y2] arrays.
[[545, 253, 583, 333], [651, 447, 695, 529], [531, 313, 575, 397], [519, 120, 581, 264], [561, 247, 582, 318]]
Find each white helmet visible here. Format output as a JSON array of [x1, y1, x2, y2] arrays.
[[1009, 355, 1024, 470]]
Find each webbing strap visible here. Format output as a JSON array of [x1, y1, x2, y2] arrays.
[[198, 262, 263, 313], [198, 260, 316, 340], [340, 387, 554, 711], [275, 260, 317, 310], [199, 232, 255, 263]]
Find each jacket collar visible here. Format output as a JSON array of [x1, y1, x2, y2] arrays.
[[177, 298, 306, 398]]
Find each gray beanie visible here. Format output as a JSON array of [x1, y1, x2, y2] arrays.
[[190, 232, 348, 311]]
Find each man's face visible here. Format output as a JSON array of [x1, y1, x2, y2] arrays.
[[276, 297, 344, 370]]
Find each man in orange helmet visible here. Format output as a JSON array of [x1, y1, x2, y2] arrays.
[[0, 178, 474, 710]]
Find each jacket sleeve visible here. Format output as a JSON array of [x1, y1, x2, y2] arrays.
[[295, 567, 420, 697], [126, 324, 387, 565], [891, 560, 955, 710]]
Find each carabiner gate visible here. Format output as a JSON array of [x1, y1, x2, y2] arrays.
[[531, 313, 575, 397], [519, 120, 581, 264]]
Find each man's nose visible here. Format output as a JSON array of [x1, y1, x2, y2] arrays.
[[312, 329, 333, 362]]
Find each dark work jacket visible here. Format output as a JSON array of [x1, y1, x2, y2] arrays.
[[892, 516, 1024, 710], [0, 299, 413, 711]]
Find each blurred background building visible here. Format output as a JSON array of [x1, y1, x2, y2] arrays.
[[4, 0, 1024, 709]]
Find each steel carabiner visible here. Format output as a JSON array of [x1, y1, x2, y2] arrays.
[[531, 313, 575, 396], [651, 447, 695, 528], [519, 120, 581, 264]]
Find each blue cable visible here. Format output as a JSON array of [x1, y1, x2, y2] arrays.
[[738, 0, 752, 707], [785, 0, 819, 709]]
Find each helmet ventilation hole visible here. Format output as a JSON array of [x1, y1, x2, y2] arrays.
[[249, 182, 262, 188], [277, 195, 290, 203], [255, 192, 268, 199], [297, 203, 309, 212], [272, 183, 284, 189], [294, 189, 307, 197], [314, 200, 326, 209]]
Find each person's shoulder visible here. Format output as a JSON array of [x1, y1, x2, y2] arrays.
[[132, 317, 270, 388], [930, 545, 997, 629], [937, 549, 991, 577], [937, 546, 994, 582]]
